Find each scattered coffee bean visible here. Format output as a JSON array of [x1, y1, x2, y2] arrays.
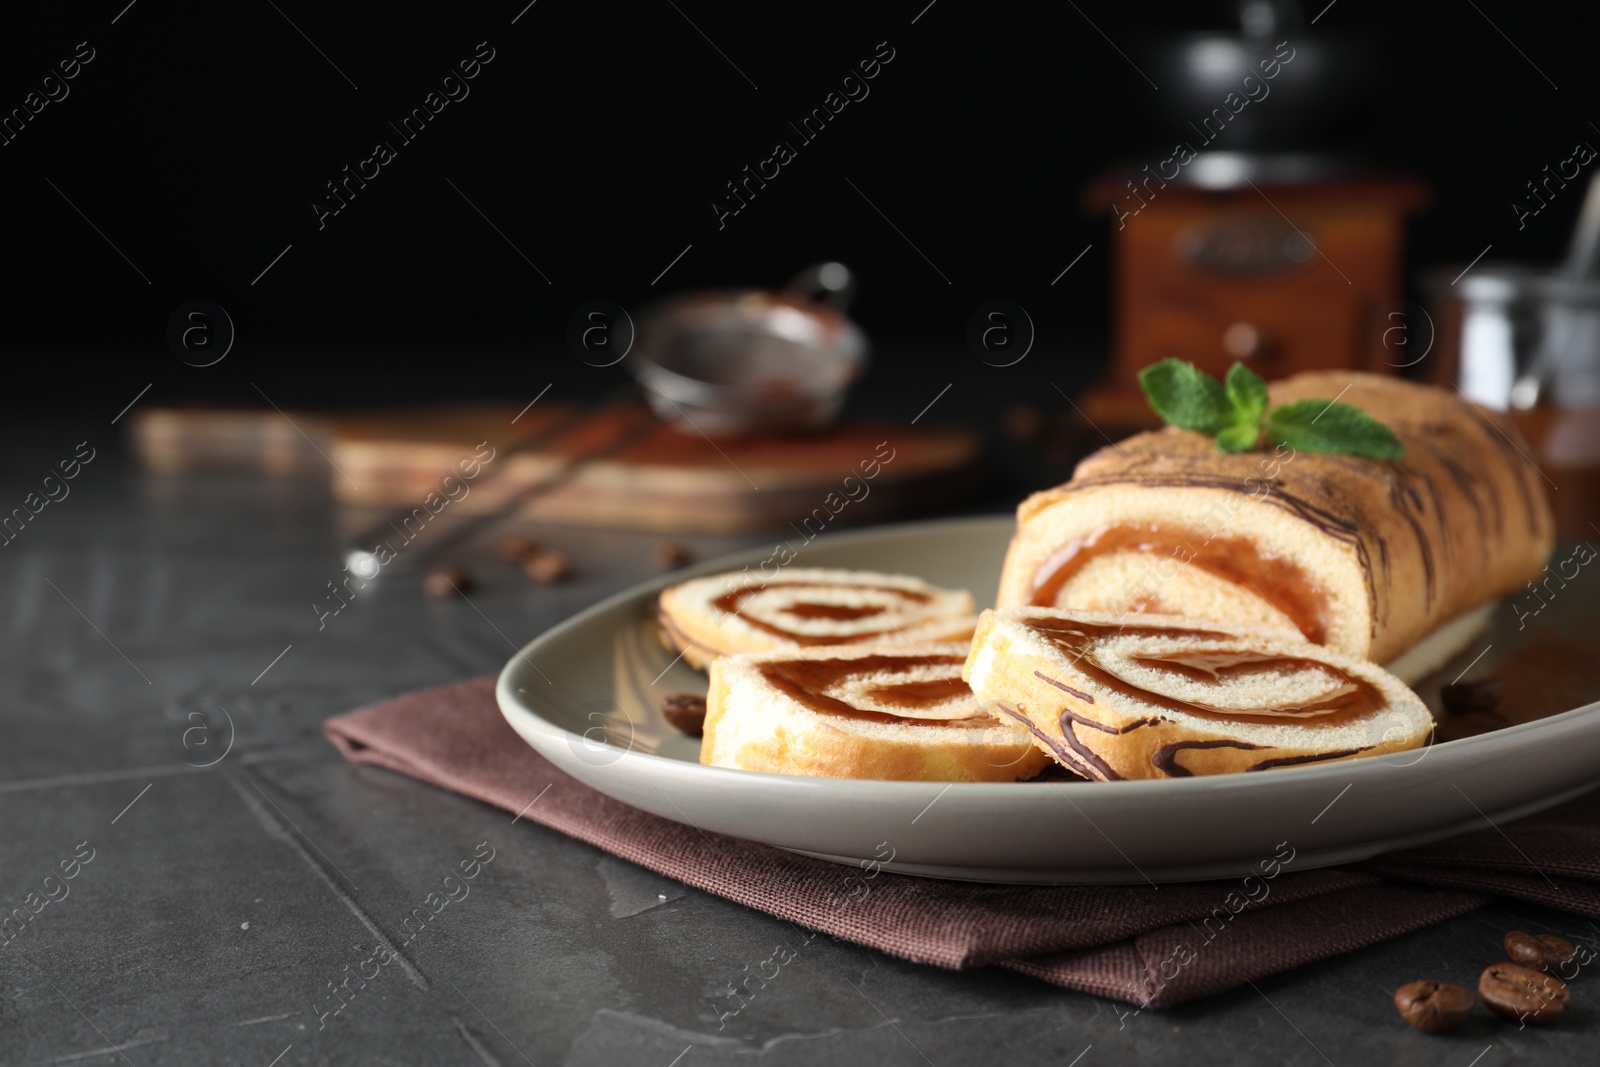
[[1393, 980, 1475, 1032], [662, 693, 707, 737], [1505, 931, 1579, 972], [423, 566, 471, 600], [522, 549, 572, 584], [656, 542, 694, 569], [496, 535, 541, 563], [1479, 962, 1568, 1024], [1540, 934, 1579, 972], [1441, 677, 1503, 716], [1507, 930, 1547, 968]]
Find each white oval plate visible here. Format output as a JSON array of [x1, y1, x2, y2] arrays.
[[497, 516, 1600, 884]]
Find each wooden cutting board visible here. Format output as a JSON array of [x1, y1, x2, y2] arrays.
[[328, 403, 982, 534]]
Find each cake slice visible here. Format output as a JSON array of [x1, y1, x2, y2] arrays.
[[702, 644, 1050, 781], [963, 607, 1432, 781], [997, 372, 1553, 664], [660, 567, 977, 670]]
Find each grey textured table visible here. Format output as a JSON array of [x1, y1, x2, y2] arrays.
[[4, 426, 1595, 1066]]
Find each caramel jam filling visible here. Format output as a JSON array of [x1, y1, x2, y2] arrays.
[[756, 654, 999, 728], [1028, 524, 1330, 645], [1025, 617, 1379, 730], [1007, 618, 1382, 779], [713, 582, 932, 644]]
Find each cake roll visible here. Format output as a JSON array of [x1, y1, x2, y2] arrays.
[[998, 372, 1555, 664], [703, 644, 1050, 781], [964, 608, 1432, 780], [659, 567, 977, 670]]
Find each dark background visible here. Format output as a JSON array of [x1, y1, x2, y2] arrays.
[[2, 0, 1594, 419]]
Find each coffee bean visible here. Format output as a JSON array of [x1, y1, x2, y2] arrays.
[[1506, 930, 1547, 968], [1393, 980, 1475, 1032], [1540, 934, 1579, 972], [496, 535, 541, 563], [656, 542, 694, 569], [522, 549, 572, 584], [1505, 930, 1580, 972], [1479, 962, 1568, 1024], [1441, 677, 1503, 716], [423, 566, 471, 600], [661, 693, 707, 737]]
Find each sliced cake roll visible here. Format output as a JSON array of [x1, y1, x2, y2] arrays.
[[963, 607, 1432, 781], [997, 372, 1554, 664], [703, 644, 1050, 781], [659, 567, 978, 671]]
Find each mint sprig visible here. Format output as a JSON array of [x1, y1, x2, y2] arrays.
[[1137, 359, 1405, 460]]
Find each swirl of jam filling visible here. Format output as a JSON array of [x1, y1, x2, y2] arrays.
[[712, 581, 934, 645], [1020, 617, 1379, 779], [1029, 523, 1330, 645], [755, 654, 1000, 729]]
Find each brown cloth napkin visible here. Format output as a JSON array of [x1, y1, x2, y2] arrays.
[[324, 677, 1600, 1007]]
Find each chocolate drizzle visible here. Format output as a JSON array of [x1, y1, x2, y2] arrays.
[[1057, 708, 1161, 780], [1465, 402, 1545, 537], [994, 701, 1085, 774], [1033, 669, 1094, 703], [1387, 473, 1437, 610], [1429, 443, 1497, 570], [1152, 739, 1265, 777], [1246, 748, 1369, 771]]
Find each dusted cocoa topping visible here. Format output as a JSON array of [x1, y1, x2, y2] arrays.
[[756, 654, 998, 729], [661, 693, 707, 737]]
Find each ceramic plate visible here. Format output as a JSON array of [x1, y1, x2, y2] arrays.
[[497, 516, 1600, 884]]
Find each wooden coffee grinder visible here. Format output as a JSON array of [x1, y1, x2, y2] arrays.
[[1078, 3, 1430, 428]]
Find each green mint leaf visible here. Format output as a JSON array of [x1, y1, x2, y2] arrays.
[[1265, 399, 1406, 460], [1216, 422, 1261, 453], [1225, 362, 1269, 425], [1138, 359, 1234, 435]]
